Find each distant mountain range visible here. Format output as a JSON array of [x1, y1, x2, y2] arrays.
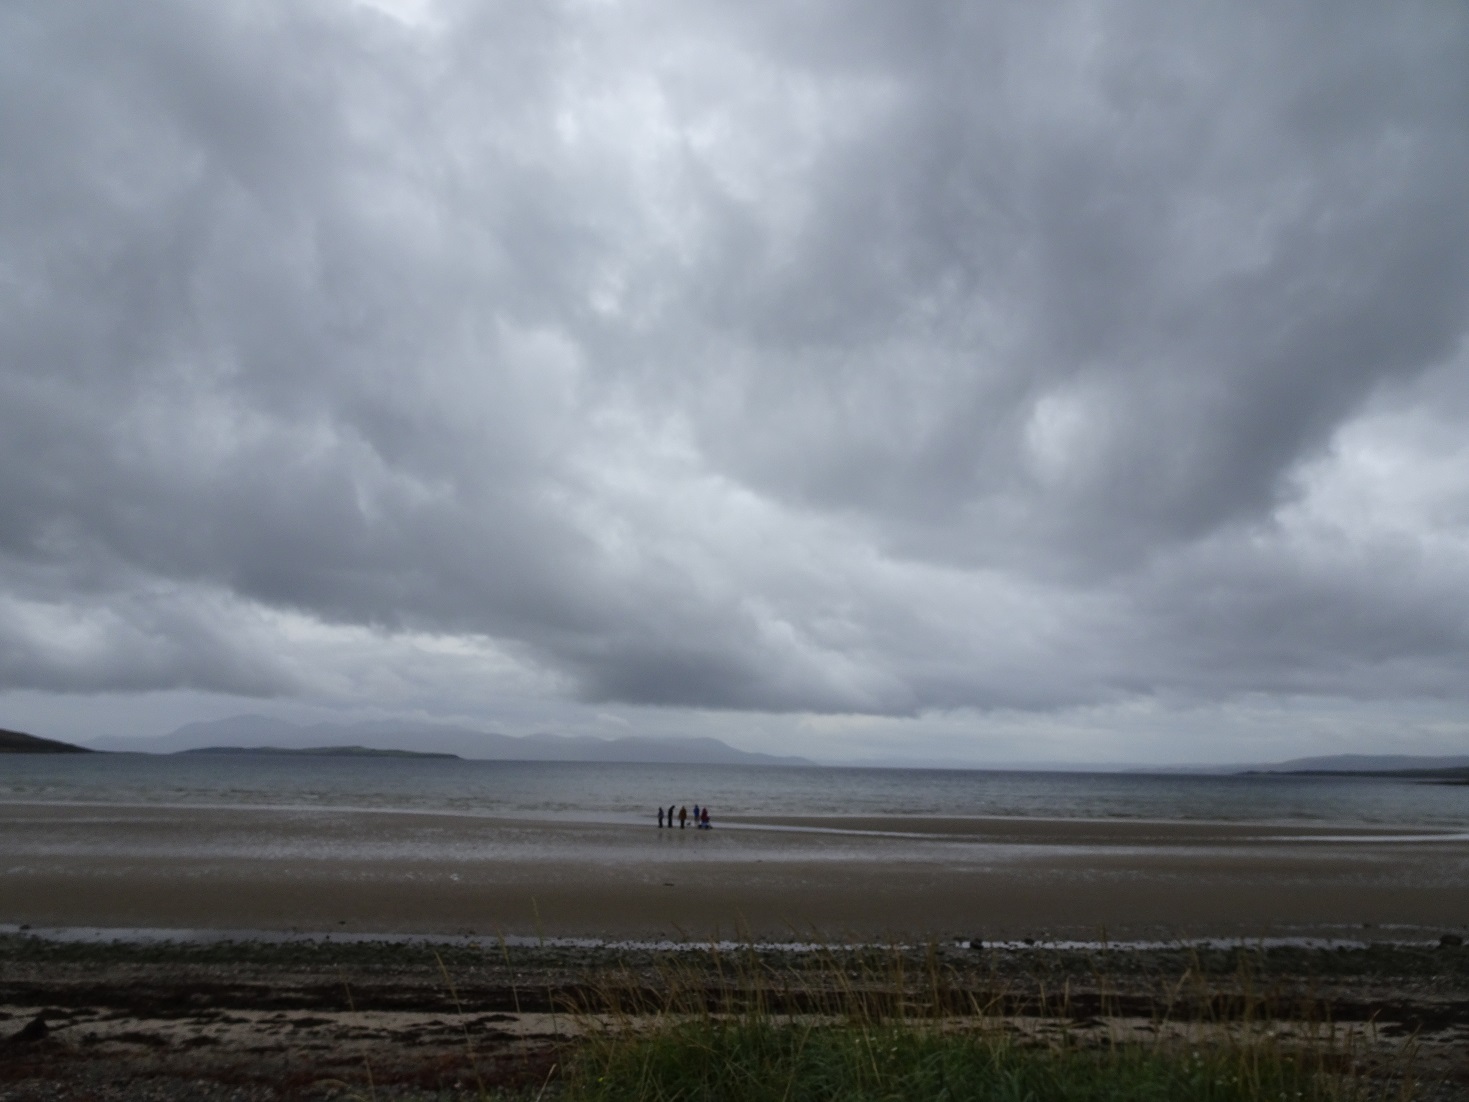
[[180, 745, 459, 760], [17, 715, 1469, 772], [84, 714, 814, 767]]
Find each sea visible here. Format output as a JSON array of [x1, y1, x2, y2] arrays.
[[3, 753, 1467, 830]]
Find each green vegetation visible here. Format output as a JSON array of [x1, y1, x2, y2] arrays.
[[3, 934, 1438, 1098], [535, 945, 1407, 1102], [560, 1018, 1356, 1102]]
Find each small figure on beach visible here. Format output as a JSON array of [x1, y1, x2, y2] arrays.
[[678, 805, 687, 829], [693, 803, 700, 824], [657, 807, 664, 828], [667, 804, 675, 827], [700, 807, 711, 829]]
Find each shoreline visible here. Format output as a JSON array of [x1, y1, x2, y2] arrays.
[[8, 795, 1467, 840], [1, 921, 1456, 953]]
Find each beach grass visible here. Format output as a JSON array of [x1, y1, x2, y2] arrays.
[[0, 933, 1436, 1099], [558, 1018, 1362, 1102], [532, 943, 1404, 1102]]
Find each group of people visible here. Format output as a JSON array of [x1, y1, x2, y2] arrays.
[[657, 803, 711, 829]]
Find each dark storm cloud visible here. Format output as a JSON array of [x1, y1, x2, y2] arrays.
[[689, 2, 1469, 560], [2, 0, 1467, 721]]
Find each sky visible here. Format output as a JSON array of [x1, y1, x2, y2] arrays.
[[3, 0, 1469, 766]]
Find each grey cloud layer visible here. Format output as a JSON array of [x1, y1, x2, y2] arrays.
[[3, 0, 1467, 717]]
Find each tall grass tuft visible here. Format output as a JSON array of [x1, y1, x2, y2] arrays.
[[565, 1018, 1351, 1102], [545, 942, 1404, 1102]]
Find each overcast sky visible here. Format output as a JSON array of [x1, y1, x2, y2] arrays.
[[3, 0, 1468, 765]]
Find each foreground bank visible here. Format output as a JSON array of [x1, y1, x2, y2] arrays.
[[2, 933, 1467, 1099]]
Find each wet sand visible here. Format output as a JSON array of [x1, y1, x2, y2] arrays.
[[724, 812, 1469, 843], [3, 802, 1468, 941]]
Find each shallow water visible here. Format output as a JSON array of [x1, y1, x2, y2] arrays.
[[3, 753, 1467, 829]]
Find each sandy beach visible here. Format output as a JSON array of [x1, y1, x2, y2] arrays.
[[4, 801, 1466, 942], [5, 801, 1469, 1098]]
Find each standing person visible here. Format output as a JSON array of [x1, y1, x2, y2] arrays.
[[678, 805, 687, 829], [657, 807, 664, 828], [667, 804, 675, 828], [693, 803, 701, 825], [701, 807, 710, 829]]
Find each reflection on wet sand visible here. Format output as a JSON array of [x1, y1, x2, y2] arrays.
[[3, 801, 1468, 943]]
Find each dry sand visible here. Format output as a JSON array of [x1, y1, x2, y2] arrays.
[[4, 801, 1467, 942]]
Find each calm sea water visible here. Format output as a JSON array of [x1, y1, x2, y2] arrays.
[[3, 753, 1467, 829]]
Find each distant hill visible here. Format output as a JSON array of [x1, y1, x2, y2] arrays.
[[180, 745, 459, 759], [1243, 753, 1469, 774], [87, 714, 813, 767], [0, 728, 94, 754]]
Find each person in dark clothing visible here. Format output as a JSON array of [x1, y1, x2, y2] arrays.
[[678, 805, 687, 829], [667, 804, 675, 826], [657, 807, 664, 828], [700, 807, 710, 829], [693, 803, 701, 824]]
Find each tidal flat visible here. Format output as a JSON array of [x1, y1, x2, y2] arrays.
[[6, 801, 1469, 942]]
